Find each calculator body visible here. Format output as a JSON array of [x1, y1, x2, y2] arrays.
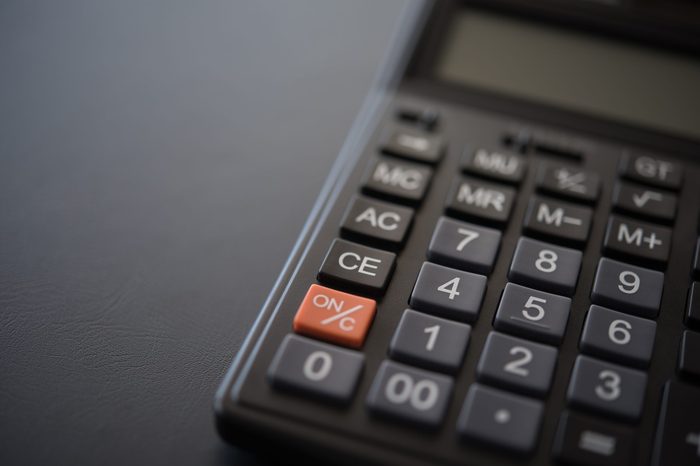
[[215, 1, 700, 464]]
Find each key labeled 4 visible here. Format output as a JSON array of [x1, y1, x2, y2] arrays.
[[293, 284, 377, 349]]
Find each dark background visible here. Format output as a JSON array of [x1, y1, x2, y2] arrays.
[[0, 1, 409, 464]]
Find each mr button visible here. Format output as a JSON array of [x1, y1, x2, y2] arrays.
[[293, 284, 376, 348], [446, 176, 516, 227], [318, 239, 396, 295]]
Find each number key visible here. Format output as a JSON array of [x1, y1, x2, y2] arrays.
[[427, 216, 501, 274], [389, 309, 471, 373], [268, 334, 365, 404], [580, 305, 656, 368], [508, 237, 582, 296], [366, 360, 453, 428], [457, 384, 544, 454], [567, 355, 647, 421], [410, 262, 487, 322], [591, 258, 664, 318], [476, 332, 558, 398], [493, 283, 571, 345]]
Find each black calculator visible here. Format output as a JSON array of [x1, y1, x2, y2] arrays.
[[215, 1, 700, 464]]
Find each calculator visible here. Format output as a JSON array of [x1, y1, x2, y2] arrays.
[[215, 1, 700, 464]]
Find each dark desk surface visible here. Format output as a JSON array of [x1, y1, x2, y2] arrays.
[[0, 1, 408, 464]]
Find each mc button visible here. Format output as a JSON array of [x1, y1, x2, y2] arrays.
[[318, 239, 396, 295], [363, 158, 432, 205]]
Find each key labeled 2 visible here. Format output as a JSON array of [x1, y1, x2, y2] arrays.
[[476, 332, 558, 398], [409, 262, 487, 322]]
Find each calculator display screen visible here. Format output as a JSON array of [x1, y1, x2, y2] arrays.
[[434, 9, 700, 140]]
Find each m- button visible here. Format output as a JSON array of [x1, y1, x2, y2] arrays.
[[318, 239, 396, 295], [293, 284, 377, 348], [603, 215, 671, 267]]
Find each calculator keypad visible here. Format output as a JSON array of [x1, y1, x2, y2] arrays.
[[252, 101, 697, 465]]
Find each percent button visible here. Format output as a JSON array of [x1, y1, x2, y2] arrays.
[[293, 284, 377, 349]]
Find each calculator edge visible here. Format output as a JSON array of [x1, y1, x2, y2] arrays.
[[214, 2, 434, 463]]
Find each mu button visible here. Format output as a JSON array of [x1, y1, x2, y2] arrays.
[[293, 284, 377, 348]]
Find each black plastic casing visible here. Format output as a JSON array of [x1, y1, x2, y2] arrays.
[[215, 1, 700, 464]]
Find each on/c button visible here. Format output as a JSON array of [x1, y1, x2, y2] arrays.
[[317, 238, 396, 295], [293, 284, 377, 349]]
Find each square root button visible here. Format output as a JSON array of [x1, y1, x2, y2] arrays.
[[293, 284, 376, 349]]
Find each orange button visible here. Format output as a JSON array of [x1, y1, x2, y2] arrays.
[[293, 284, 377, 349]]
